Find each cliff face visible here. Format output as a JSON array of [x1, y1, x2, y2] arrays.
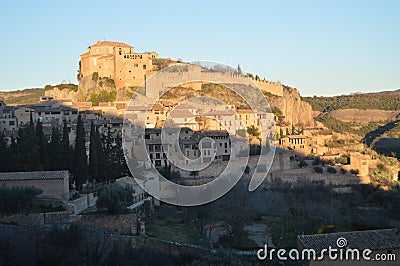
[[267, 86, 314, 127]]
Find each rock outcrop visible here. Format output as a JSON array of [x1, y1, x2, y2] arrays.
[[267, 86, 314, 127]]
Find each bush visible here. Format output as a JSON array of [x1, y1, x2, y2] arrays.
[[350, 169, 360, 175], [298, 160, 308, 168], [312, 157, 322, 166], [313, 166, 323, 173], [327, 166, 337, 174], [0, 186, 42, 213], [340, 168, 347, 175], [96, 184, 134, 214]]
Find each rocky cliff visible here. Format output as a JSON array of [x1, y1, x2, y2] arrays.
[[266, 86, 314, 127]]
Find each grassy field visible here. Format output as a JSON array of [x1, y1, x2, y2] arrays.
[[145, 206, 203, 246]]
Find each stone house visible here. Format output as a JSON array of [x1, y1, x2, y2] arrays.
[[0, 170, 70, 200]]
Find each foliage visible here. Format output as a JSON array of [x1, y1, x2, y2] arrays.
[[313, 166, 323, 173], [0, 88, 44, 105], [0, 186, 42, 213], [326, 166, 337, 174], [350, 169, 359, 175], [340, 168, 347, 174], [96, 184, 134, 214], [89, 90, 117, 106], [298, 160, 308, 168], [92, 72, 99, 82], [304, 92, 400, 112], [44, 83, 78, 92], [73, 114, 88, 191], [246, 125, 260, 138]]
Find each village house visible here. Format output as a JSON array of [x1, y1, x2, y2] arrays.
[[297, 229, 400, 266], [0, 170, 70, 200]]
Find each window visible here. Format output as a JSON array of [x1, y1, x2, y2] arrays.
[[119, 48, 122, 55], [143, 64, 147, 69], [134, 64, 138, 67]]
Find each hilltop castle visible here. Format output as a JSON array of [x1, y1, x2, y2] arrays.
[[79, 41, 158, 88]]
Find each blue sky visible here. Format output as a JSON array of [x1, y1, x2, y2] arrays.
[[0, 0, 399, 96]]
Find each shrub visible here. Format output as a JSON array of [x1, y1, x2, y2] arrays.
[[340, 168, 347, 174], [0, 186, 42, 213], [298, 160, 308, 168], [96, 184, 134, 214], [350, 169, 360, 175], [312, 157, 322, 166], [327, 166, 337, 174], [313, 166, 323, 173]]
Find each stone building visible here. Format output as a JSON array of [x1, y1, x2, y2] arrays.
[[297, 229, 400, 265], [80, 41, 158, 88], [0, 170, 70, 200]]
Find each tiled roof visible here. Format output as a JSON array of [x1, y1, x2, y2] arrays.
[[90, 41, 132, 48], [287, 135, 307, 139], [298, 229, 400, 253], [168, 109, 194, 119], [0, 171, 69, 181]]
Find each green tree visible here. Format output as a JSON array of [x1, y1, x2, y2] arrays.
[[89, 122, 99, 180], [61, 120, 72, 172], [73, 114, 88, 191], [247, 125, 260, 139], [96, 184, 134, 214], [0, 132, 8, 172], [36, 120, 48, 169], [47, 126, 62, 170], [17, 112, 40, 171]]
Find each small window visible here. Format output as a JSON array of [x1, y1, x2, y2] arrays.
[[143, 64, 147, 69]]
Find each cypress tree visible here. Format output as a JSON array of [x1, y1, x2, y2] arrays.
[[36, 120, 48, 169], [0, 132, 8, 172], [17, 113, 40, 171], [74, 114, 88, 191], [47, 126, 62, 170], [89, 121, 99, 180]]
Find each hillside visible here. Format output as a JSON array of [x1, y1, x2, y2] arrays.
[[0, 88, 44, 105], [303, 92, 400, 112]]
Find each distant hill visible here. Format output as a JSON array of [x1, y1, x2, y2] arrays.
[[0, 84, 78, 105], [303, 92, 400, 112], [0, 88, 44, 105]]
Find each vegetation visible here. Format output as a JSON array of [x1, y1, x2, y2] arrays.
[[0, 186, 42, 213], [0, 118, 128, 190], [304, 92, 400, 112], [44, 83, 78, 92], [313, 166, 323, 173], [73, 114, 88, 191], [96, 184, 134, 214], [0, 88, 44, 105], [89, 90, 117, 106], [326, 166, 337, 174]]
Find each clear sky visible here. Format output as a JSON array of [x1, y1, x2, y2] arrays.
[[0, 0, 399, 96]]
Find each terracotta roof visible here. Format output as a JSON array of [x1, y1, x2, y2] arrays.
[[287, 135, 307, 139], [298, 229, 400, 253], [168, 109, 194, 119], [236, 109, 254, 114], [0, 171, 69, 181], [201, 110, 236, 116], [90, 41, 132, 48]]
